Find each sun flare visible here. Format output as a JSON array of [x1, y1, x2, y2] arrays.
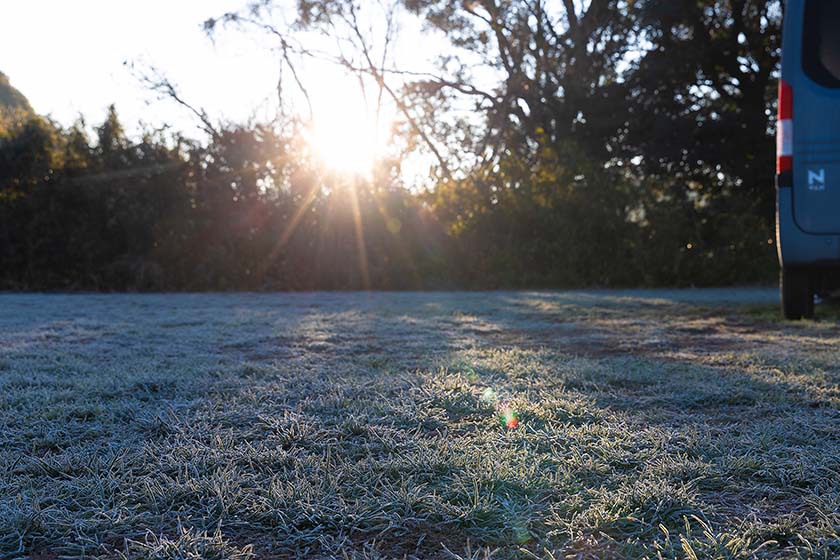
[[307, 105, 390, 175]]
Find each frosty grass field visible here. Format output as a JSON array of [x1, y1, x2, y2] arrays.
[[2, 289, 840, 559]]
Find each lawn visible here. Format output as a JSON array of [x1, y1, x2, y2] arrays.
[[2, 290, 840, 559]]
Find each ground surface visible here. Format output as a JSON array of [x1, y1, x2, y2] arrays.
[[2, 289, 840, 559]]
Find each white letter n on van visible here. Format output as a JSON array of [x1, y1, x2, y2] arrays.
[[808, 168, 826, 191]]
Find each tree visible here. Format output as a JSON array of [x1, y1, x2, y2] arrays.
[[0, 71, 32, 115], [0, 2, 784, 290]]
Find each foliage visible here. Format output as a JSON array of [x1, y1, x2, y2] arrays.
[[0, 1, 784, 290], [0, 109, 446, 290], [0, 71, 32, 115], [395, 0, 781, 287]]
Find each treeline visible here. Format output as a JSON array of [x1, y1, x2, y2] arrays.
[[0, 108, 447, 290], [0, 0, 781, 291]]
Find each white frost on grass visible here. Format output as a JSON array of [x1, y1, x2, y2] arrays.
[[2, 288, 840, 559]]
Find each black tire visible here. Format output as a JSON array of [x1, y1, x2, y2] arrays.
[[781, 267, 814, 320]]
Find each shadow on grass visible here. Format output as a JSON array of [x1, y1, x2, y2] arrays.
[[3, 290, 840, 559]]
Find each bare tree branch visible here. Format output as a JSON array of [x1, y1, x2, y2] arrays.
[[339, 2, 453, 179], [128, 63, 221, 140], [206, 14, 315, 119]]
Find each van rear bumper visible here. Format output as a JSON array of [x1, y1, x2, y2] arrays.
[[777, 179, 840, 266]]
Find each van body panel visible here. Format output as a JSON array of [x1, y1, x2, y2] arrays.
[[787, 1, 840, 234], [777, 0, 840, 267], [777, 187, 840, 265], [792, 79, 840, 233]]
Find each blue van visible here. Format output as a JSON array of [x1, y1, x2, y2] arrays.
[[777, 0, 840, 319]]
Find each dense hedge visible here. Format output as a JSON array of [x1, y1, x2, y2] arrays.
[[0, 0, 783, 290], [0, 106, 776, 291]]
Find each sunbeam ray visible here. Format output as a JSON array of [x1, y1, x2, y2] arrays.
[[348, 181, 371, 290], [258, 179, 322, 278]]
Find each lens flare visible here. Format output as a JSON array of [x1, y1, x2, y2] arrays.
[[480, 389, 521, 429], [480, 387, 498, 406], [500, 406, 519, 430], [513, 522, 531, 544]]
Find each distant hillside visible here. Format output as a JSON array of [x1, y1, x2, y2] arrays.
[[0, 71, 32, 113]]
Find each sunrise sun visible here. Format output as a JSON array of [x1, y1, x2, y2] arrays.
[[306, 98, 391, 176]]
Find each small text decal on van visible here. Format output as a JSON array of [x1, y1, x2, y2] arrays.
[[808, 168, 826, 191]]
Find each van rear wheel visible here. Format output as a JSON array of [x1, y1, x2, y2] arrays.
[[781, 267, 814, 320]]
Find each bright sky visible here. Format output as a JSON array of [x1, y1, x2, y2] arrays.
[[0, 1, 452, 178], [0, 1, 288, 135]]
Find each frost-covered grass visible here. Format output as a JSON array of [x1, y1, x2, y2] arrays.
[[2, 290, 840, 559]]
